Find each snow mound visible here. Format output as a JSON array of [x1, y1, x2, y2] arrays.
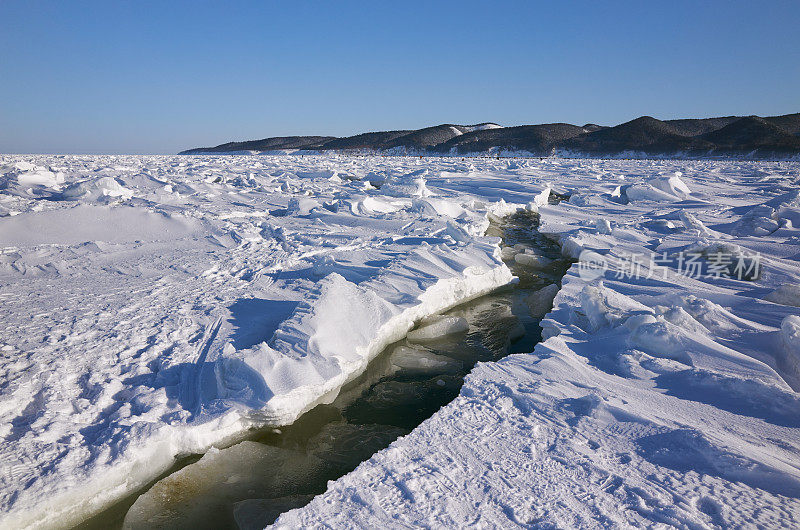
[[732, 191, 800, 236], [624, 183, 684, 202], [649, 172, 692, 197], [210, 252, 511, 425], [59, 176, 133, 201], [286, 197, 321, 216], [579, 283, 654, 331], [764, 284, 800, 307], [359, 196, 404, 214], [613, 173, 692, 204], [0, 162, 64, 195], [0, 205, 199, 247]]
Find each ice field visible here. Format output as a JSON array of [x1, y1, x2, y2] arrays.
[[1, 154, 800, 528]]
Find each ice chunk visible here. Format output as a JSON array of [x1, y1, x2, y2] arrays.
[[559, 236, 585, 259], [649, 173, 692, 197], [764, 284, 800, 307], [407, 316, 469, 342], [658, 307, 708, 333], [123, 441, 316, 530], [779, 316, 800, 386], [526, 283, 560, 319], [642, 219, 676, 231], [419, 198, 466, 218], [729, 191, 800, 236], [286, 197, 321, 216], [777, 207, 800, 229], [621, 313, 658, 331], [17, 167, 63, 188], [669, 294, 751, 333], [615, 174, 691, 204], [593, 219, 612, 234], [679, 211, 711, 235], [732, 204, 779, 236], [442, 220, 473, 243], [628, 319, 691, 363], [0, 163, 65, 197], [486, 198, 524, 218], [389, 345, 461, 375], [413, 177, 435, 197], [514, 252, 553, 269], [580, 284, 654, 332], [500, 246, 518, 261], [610, 184, 629, 204], [527, 187, 550, 212], [568, 193, 592, 206], [60, 176, 133, 201]]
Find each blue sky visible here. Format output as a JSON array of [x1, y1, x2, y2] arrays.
[[1, 1, 798, 154]]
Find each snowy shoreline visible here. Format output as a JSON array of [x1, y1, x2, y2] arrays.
[[276, 160, 800, 528], [3, 154, 800, 528], [1, 154, 524, 528], [6, 264, 515, 530]]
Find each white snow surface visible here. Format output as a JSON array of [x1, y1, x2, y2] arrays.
[[1, 155, 800, 528], [463, 123, 503, 133]]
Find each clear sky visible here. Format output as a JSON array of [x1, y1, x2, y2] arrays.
[[1, 0, 798, 154]]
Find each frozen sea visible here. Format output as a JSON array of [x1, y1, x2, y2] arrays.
[[1, 154, 799, 528]]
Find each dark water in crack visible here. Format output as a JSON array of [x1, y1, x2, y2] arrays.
[[78, 210, 571, 530]]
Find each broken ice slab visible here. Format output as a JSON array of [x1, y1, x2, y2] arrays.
[[123, 441, 320, 530], [389, 345, 462, 375], [406, 316, 469, 342]]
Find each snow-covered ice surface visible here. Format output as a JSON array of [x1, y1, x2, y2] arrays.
[[1, 155, 800, 528]]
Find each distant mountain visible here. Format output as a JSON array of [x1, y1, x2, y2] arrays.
[[664, 117, 740, 136], [434, 123, 589, 155], [581, 124, 607, 133], [180, 136, 335, 154], [315, 124, 502, 152], [561, 116, 714, 154], [700, 116, 800, 153], [179, 113, 800, 158], [316, 130, 414, 151], [383, 124, 501, 150], [764, 113, 800, 135]]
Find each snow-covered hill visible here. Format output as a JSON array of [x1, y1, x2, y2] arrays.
[[179, 113, 800, 158]]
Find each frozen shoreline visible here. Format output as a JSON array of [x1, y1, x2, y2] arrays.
[[276, 161, 800, 528], [2, 154, 800, 528], [0, 154, 522, 528], [6, 264, 514, 530]]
